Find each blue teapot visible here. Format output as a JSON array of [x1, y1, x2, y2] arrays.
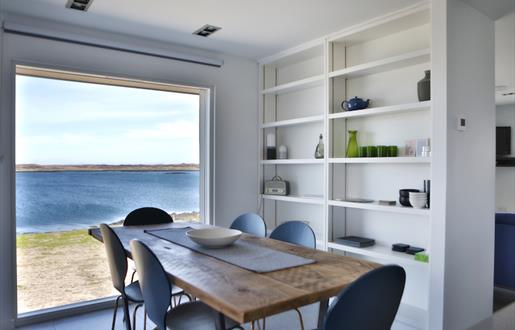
[[341, 96, 370, 111]]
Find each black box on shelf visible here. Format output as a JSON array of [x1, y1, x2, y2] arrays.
[[335, 236, 375, 248], [392, 243, 410, 252], [406, 246, 425, 255]]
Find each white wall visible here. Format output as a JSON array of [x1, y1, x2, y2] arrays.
[[439, 0, 496, 329], [0, 18, 258, 329], [496, 104, 515, 211]]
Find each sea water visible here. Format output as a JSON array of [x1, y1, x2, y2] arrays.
[[16, 171, 199, 233]]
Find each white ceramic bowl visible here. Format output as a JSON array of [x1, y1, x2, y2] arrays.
[[409, 192, 427, 198], [409, 198, 427, 209], [186, 228, 242, 248]]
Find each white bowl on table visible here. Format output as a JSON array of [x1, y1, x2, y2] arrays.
[[186, 228, 242, 248]]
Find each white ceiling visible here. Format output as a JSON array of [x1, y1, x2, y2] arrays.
[[0, 0, 418, 59], [464, 0, 515, 20]]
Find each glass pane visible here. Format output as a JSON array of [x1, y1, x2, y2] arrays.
[[16, 72, 200, 313]]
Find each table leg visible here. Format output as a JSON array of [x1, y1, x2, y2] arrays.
[[215, 312, 226, 330], [317, 299, 329, 330]]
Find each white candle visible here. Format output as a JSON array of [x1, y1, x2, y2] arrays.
[[266, 133, 276, 147]]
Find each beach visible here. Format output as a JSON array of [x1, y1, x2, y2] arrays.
[[17, 212, 199, 313]]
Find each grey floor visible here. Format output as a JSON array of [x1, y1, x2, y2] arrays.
[[17, 303, 321, 330]]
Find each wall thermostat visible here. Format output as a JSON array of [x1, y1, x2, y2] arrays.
[[457, 117, 466, 131]]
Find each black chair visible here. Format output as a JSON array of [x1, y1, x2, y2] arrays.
[[123, 207, 174, 226], [323, 265, 406, 330], [123, 207, 189, 307], [130, 239, 240, 330], [230, 213, 267, 237], [100, 224, 145, 330]]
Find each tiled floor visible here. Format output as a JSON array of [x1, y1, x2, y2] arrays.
[[17, 303, 320, 330]]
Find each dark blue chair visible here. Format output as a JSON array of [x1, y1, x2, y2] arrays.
[[100, 224, 144, 330], [230, 213, 267, 237], [323, 265, 406, 330], [268, 221, 316, 329], [130, 239, 239, 330], [123, 207, 173, 226], [269, 221, 316, 249], [495, 213, 515, 289]]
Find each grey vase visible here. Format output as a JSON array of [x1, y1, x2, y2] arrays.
[[417, 70, 431, 101]]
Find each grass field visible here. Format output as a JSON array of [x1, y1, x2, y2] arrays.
[[16, 212, 199, 313]]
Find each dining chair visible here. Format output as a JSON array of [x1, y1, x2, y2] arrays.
[[267, 221, 316, 330], [123, 207, 174, 226], [123, 207, 183, 298], [130, 239, 240, 330], [269, 220, 316, 249], [230, 213, 267, 237], [322, 265, 406, 330], [100, 223, 145, 330]]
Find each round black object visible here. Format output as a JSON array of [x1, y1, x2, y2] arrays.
[[399, 189, 420, 197], [399, 196, 412, 207]]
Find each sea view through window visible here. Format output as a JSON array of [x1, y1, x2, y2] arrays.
[[15, 70, 201, 313]]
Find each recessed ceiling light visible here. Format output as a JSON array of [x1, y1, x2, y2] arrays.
[[193, 25, 222, 37], [66, 0, 93, 12]]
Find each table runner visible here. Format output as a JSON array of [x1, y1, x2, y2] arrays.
[[145, 227, 315, 273]]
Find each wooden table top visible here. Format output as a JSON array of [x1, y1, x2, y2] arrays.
[[89, 222, 378, 323]]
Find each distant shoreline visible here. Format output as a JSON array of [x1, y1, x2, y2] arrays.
[[16, 163, 200, 172]]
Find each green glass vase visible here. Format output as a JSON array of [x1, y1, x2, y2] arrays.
[[346, 130, 359, 158]]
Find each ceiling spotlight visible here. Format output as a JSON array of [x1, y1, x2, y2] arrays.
[[193, 25, 222, 37], [66, 0, 93, 12]]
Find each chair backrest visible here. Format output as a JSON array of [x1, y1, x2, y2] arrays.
[[269, 221, 316, 249], [123, 207, 173, 226], [230, 213, 267, 237], [324, 265, 406, 330], [130, 239, 172, 330], [99, 224, 128, 294]]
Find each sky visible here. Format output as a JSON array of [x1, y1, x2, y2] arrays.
[[15, 75, 200, 165]]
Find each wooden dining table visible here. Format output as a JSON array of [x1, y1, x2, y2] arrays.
[[89, 222, 378, 330]]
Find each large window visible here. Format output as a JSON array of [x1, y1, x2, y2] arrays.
[[15, 66, 208, 314]]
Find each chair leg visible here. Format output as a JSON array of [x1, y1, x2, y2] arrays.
[[132, 303, 143, 330], [130, 269, 137, 284], [293, 308, 305, 330], [111, 296, 122, 330], [122, 297, 132, 330], [143, 308, 147, 330]]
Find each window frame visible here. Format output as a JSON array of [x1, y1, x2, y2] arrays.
[[11, 62, 215, 326]]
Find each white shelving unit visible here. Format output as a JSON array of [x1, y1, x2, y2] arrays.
[[328, 101, 430, 120], [259, 3, 432, 328], [328, 48, 430, 79], [327, 242, 428, 268], [329, 157, 431, 164], [260, 74, 324, 95], [328, 200, 430, 216], [260, 159, 324, 165], [261, 115, 324, 128], [261, 194, 325, 205]]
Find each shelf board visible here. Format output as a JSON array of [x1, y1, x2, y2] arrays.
[[328, 242, 428, 267], [329, 101, 430, 120], [260, 159, 324, 165], [329, 157, 431, 164], [261, 194, 324, 205], [328, 48, 430, 79], [329, 200, 430, 216], [261, 74, 324, 95], [261, 115, 324, 129]]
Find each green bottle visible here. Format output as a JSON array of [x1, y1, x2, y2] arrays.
[[346, 130, 359, 158]]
